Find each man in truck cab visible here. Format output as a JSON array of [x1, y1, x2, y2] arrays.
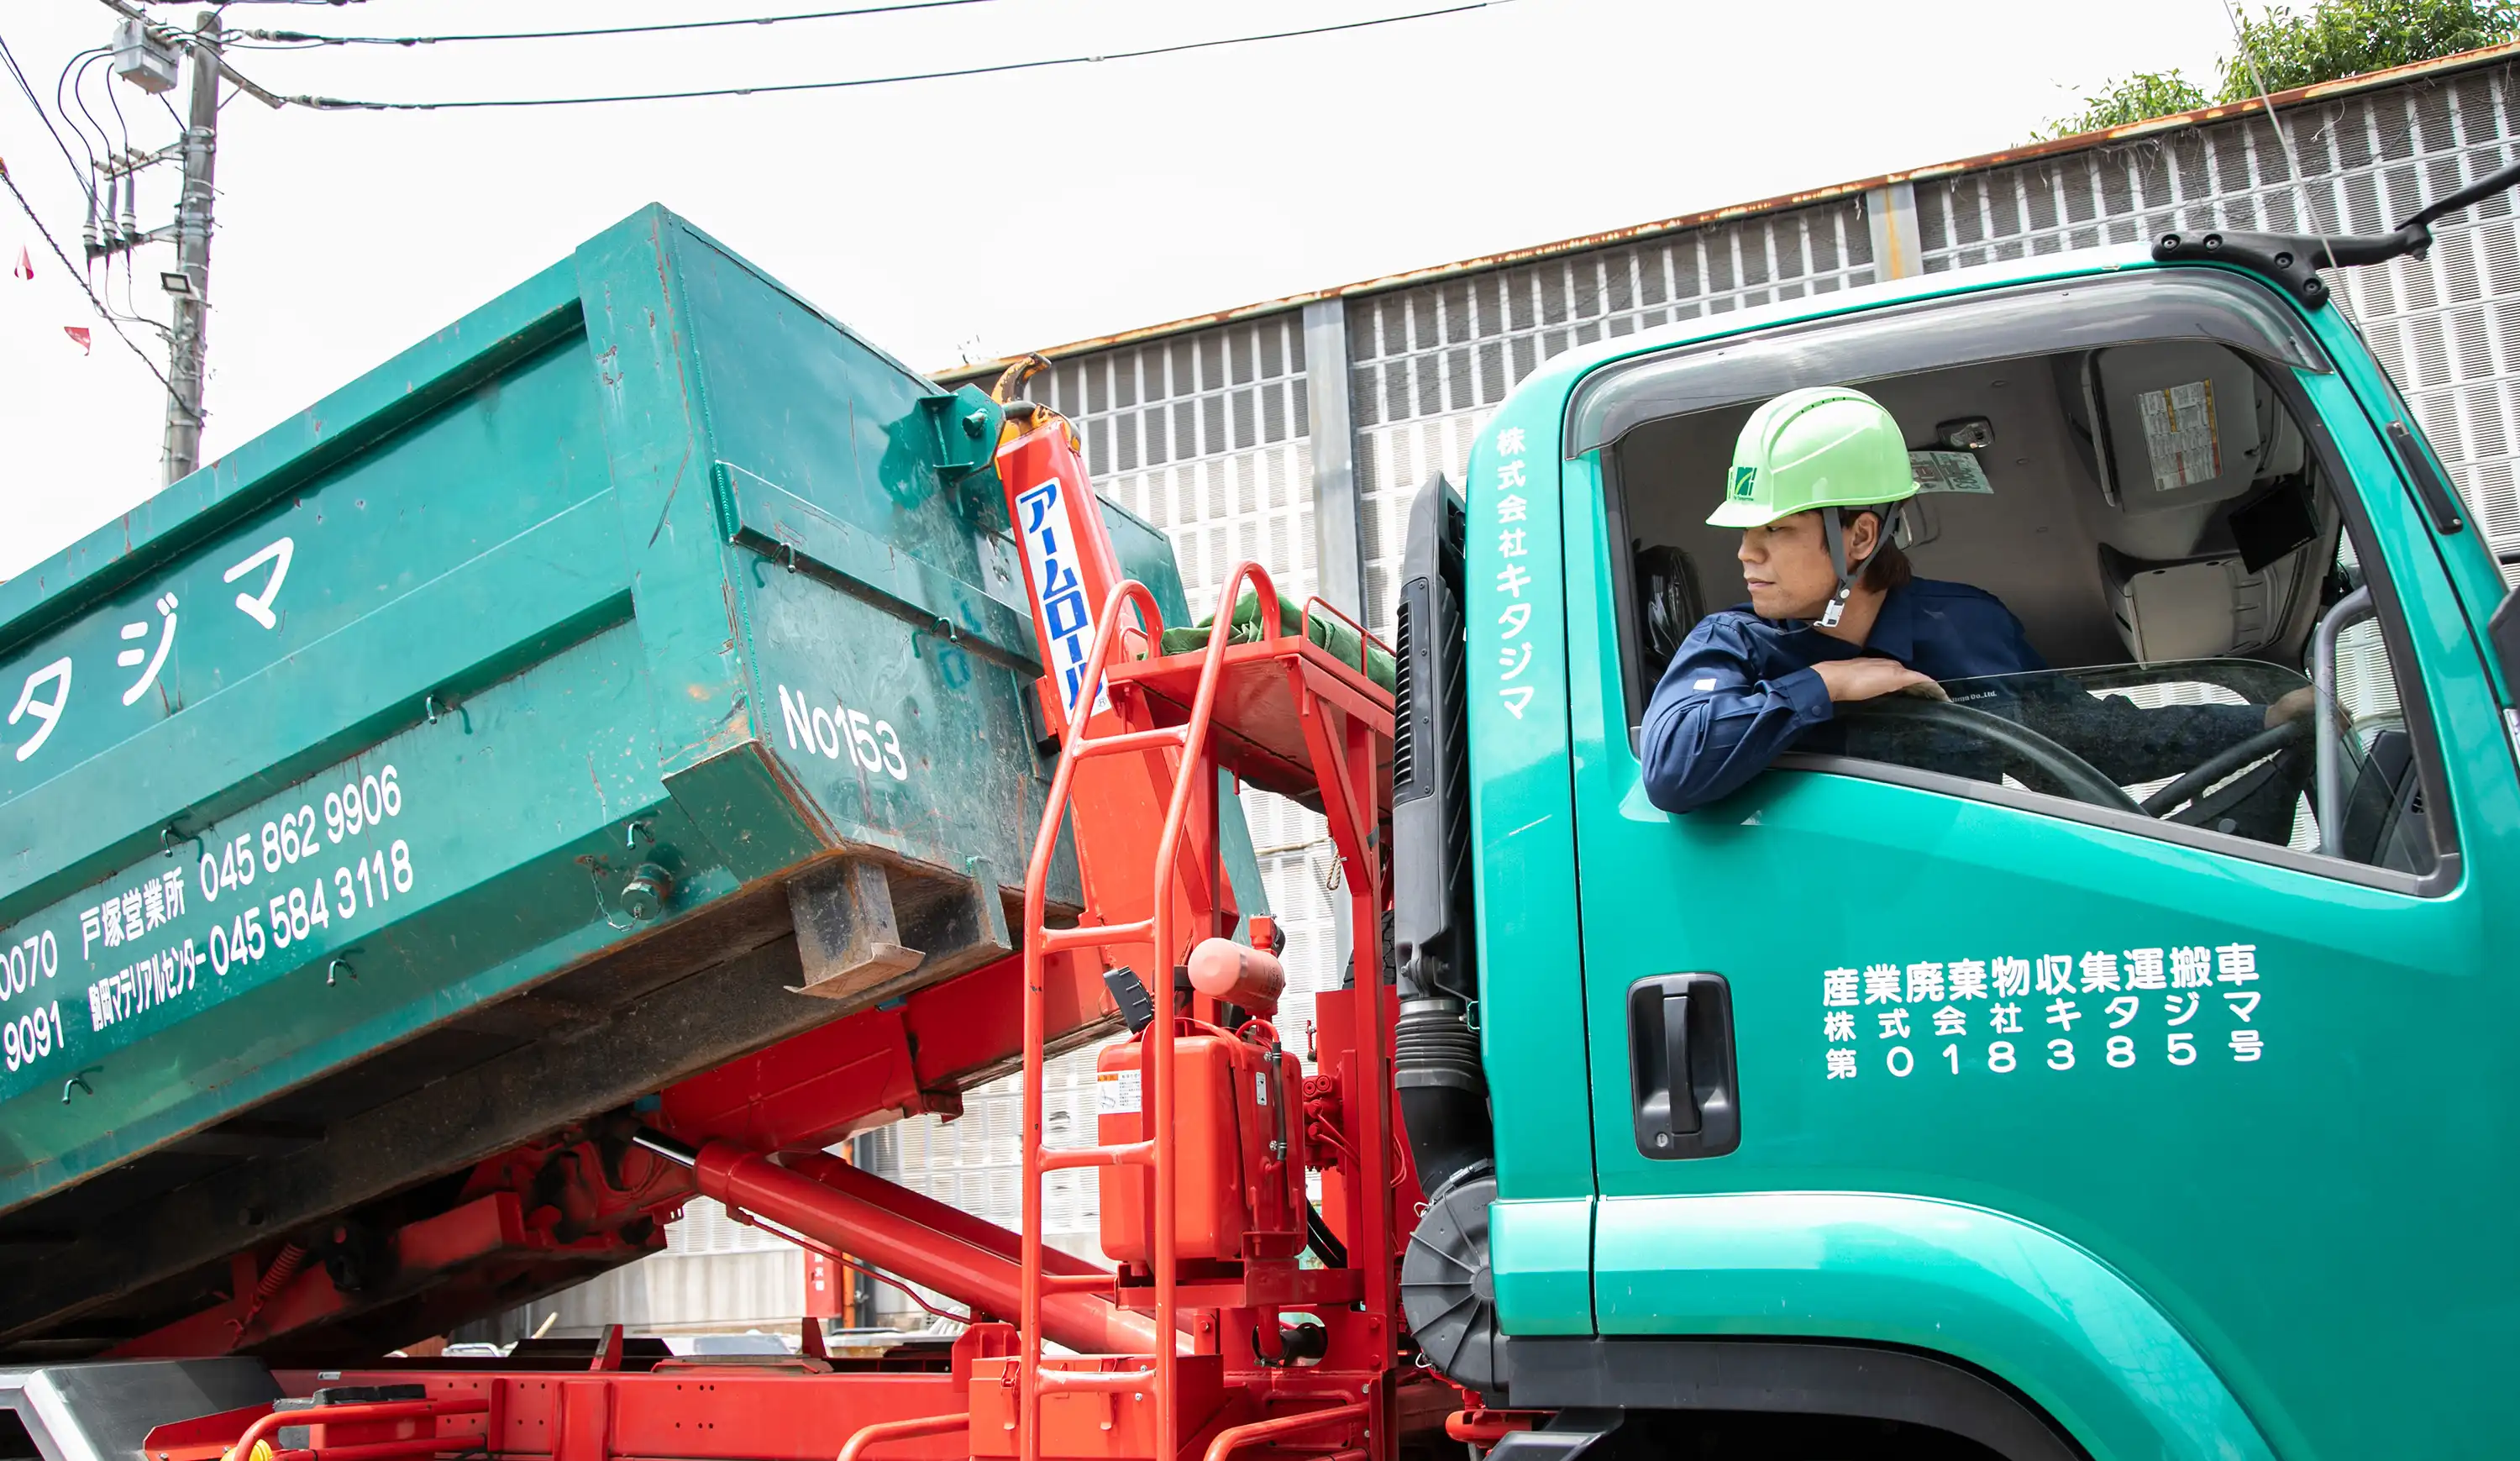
[[1641, 385, 2309, 817]]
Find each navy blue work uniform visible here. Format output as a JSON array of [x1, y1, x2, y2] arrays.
[[1641, 578, 2271, 817], [1642, 579, 2040, 813]]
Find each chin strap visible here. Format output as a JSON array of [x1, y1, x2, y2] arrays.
[[1816, 505, 1899, 630], [1817, 507, 1860, 628]]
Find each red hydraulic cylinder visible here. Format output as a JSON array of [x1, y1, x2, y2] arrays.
[[772, 1151, 1106, 1281], [637, 1131, 1163, 1357]]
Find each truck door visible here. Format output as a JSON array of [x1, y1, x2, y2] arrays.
[[1547, 282, 2520, 1458]]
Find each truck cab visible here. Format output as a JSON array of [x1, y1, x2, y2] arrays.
[[1397, 241, 2520, 1458]]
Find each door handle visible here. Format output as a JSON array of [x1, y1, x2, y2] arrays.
[[1627, 973, 1739, 1159], [1661, 992, 1700, 1135]]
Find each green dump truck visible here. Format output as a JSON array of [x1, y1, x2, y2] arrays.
[[1389, 214, 2520, 1456], [6, 182, 2519, 1461]]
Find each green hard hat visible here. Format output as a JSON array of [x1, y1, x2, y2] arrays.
[[1708, 386, 1916, 528]]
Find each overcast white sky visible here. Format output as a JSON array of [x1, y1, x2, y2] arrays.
[[1, 0, 2231, 580]]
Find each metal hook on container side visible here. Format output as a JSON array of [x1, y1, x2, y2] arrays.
[[327, 958, 354, 986], [626, 817, 656, 849], [61, 1068, 99, 1104], [423, 694, 473, 735], [914, 615, 959, 659], [160, 824, 201, 861]]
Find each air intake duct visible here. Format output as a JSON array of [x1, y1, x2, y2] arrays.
[[1394, 995, 1491, 1199]]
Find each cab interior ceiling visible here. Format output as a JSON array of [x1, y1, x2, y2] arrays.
[[1612, 339, 2340, 709]]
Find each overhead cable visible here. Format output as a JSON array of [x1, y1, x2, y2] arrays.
[[54, 47, 110, 180], [289, 3, 1506, 109], [0, 158, 179, 395], [0, 33, 97, 202], [243, 0, 996, 47], [67, 50, 121, 170]]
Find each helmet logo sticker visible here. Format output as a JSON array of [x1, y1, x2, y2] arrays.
[[1730, 465, 1758, 499]]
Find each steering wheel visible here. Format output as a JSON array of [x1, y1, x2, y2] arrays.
[[2137, 717, 2310, 820], [1841, 696, 2144, 814]]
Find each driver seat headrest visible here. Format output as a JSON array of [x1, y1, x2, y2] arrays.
[[1635, 543, 1705, 681]]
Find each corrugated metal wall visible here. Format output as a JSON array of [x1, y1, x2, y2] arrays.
[[1347, 200, 1879, 633], [536, 55, 2518, 1339]]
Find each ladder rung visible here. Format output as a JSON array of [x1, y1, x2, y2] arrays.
[[1038, 1140, 1153, 1172], [1040, 919, 1154, 952], [1038, 1271, 1118, 1294], [1073, 726, 1189, 759], [1037, 1367, 1157, 1395]]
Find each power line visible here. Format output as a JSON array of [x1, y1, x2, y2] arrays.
[[290, 2, 1506, 109], [241, 0, 998, 48], [0, 157, 180, 396], [66, 50, 119, 172], [54, 47, 111, 186], [0, 33, 96, 204]]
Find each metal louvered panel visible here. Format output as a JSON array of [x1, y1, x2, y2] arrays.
[[1349, 201, 1877, 633], [1032, 319, 1308, 475], [1916, 61, 2520, 565], [1037, 316, 1320, 618]]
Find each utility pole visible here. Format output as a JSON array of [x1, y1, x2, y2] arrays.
[[160, 8, 220, 485], [94, 0, 281, 483]]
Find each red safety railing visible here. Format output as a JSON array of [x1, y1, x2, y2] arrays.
[[216, 1399, 489, 1461], [1202, 1404, 1373, 1461], [1016, 560, 1306, 1461], [834, 1411, 971, 1461]]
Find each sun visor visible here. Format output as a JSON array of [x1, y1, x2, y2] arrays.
[[2087, 341, 2264, 514]]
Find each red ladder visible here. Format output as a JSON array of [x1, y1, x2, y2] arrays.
[[1014, 559, 1397, 1461]]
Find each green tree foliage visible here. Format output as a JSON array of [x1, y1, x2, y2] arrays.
[[2218, 0, 2519, 98], [2036, 0, 2519, 139], [2038, 70, 2213, 139]]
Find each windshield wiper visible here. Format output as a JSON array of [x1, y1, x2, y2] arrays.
[[2151, 155, 2520, 307]]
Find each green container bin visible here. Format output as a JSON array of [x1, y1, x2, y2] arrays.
[[0, 207, 1259, 1340]]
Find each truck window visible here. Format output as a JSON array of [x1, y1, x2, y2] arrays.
[[1608, 323, 2445, 883]]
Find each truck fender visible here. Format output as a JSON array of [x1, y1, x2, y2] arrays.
[[1580, 1192, 2278, 1461]]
